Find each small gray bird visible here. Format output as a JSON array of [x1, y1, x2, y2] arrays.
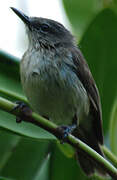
[[11, 7, 104, 176]]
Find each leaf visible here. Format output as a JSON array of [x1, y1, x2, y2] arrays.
[[34, 154, 50, 180], [62, 0, 102, 38], [50, 144, 87, 180], [0, 130, 20, 171], [0, 51, 21, 94], [0, 110, 55, 140], [0, 138, 50, 180], [0, 177, 13, 180], [110, 98, 117, 155], [106, 0, 117, 14], [57, 141, 75, 158], [80, 8, 117, 133]]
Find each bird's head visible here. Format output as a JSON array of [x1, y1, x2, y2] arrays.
[[11, 7, 75, 49]]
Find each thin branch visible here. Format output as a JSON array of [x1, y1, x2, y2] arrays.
[[0, 88, 27, 103], [102, 146, 117, 168], [0, 96, 117, 179]]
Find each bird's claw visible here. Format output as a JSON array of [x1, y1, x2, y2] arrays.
[[12, 101, 32, 123], [57, 124, 77, 144]]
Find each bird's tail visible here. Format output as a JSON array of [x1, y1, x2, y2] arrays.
[[73, 125, 105, 176]]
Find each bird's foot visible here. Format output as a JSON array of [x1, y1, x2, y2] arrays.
[[12, 101, 32, 123], [58, 124, 77, 143]]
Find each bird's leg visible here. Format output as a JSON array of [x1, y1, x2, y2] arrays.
[[12, 101, 32, 123], [58, 114, 78, 143]]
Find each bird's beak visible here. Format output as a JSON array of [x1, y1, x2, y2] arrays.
[[10, 7, 30, 26]]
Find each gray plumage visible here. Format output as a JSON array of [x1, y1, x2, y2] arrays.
[[11, 7, 104, 176]]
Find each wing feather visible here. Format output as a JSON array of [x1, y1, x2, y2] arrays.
[[71, 47, 103, 144]]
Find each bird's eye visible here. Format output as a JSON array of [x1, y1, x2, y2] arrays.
[[40, 24, 50, 32]]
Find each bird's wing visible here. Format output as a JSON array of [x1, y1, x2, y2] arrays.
[[70, 47, 103, 144]]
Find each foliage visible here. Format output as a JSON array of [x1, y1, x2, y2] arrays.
[[0, 1, 117, 179]]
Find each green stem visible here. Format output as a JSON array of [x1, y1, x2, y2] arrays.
[[0, 96, 117, 179], [0, 88, 27, 103], [103, 145, 117, 168]]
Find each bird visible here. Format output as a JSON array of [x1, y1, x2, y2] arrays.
[[11, 7, 104, 176]]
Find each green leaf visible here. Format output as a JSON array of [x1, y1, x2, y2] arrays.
[[110, 98, 117, 155], [0, 177, 13, 180], [0, 110, 55, 140], [0, 130, 20, 171], [57, 141, 75, 158], [0, 138, 50, 180], [0, 51, 21, 94], [80, 8, 117, 133], [62, 0, 102, 39], [105, 0, 117, 14], [34, 154, 50, 180], [50, 144, 87, 180]]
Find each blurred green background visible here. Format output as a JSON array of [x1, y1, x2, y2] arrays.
[[0, 0, 117, 180]]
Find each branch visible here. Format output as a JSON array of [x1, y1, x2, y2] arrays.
[[102, 146, 117, 168], [0, 96, 117, 179]]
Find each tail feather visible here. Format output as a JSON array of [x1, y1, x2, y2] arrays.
[[73, 125, 105, 176], [77, 149, 94, 176]]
